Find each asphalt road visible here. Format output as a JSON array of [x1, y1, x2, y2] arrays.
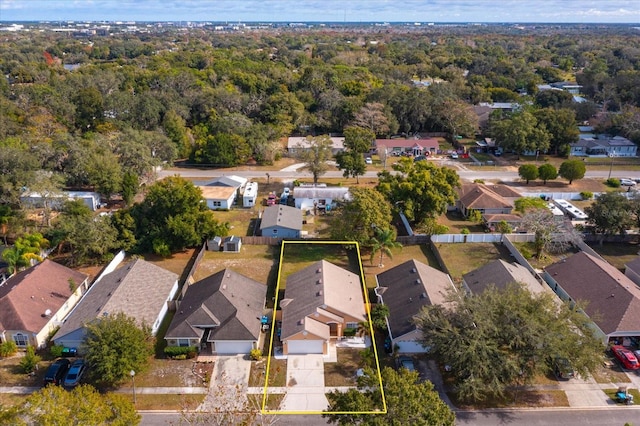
[[140, 408, 640, 425], [157, 166, 640, 183]]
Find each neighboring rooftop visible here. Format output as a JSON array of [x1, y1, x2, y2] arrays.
[[260, 204, 303, 231], [463, 259, 548, 295]]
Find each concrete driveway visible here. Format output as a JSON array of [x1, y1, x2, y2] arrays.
[[281, 355, 329, 412], [198, 355, 252, 412]]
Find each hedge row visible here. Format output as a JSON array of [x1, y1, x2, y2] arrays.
[[164, 346, 198, 358]]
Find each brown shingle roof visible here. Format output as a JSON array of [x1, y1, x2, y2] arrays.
[[281, 260, 366, 340], [485, 184, 522, 198], [545, 252, 640, 335], [165, 269, 266, 341], [53, 259, 178, 339], [375, 259, 455, 339], [0, 259, 88, 333], [457, 183, 512, 210]]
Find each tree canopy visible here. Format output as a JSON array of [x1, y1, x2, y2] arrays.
[[377, 158, 459, 225], [585, 192, 634, 242], [330, 187, 393, 245], [324, 367, 454, 426], [127, 176, 229, 255], [296, 135, 334, 184], [4, 384, 139, 426], [415, 283, 605, 402], [83, 312, 154, 388], [558, 160, 586, 184]]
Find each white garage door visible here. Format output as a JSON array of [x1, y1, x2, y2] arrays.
[[214, 341, 253, 355], [287, 340, 324, 354], [396, 341, 429, 354]]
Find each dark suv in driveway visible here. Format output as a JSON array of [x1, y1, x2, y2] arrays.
[[43, 359, 71, 386]]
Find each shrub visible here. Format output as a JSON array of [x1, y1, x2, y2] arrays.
[[20, 346, 41, 374], [580, 191, 593, 200], [174, 354, 187, 360], [250, 349, 262, 361], [0, 341, 18, 357], [461, 228, 470, 235], [605, 178, 621, 188], [519, 246, 533, 259], [164, 345, 198, 359], [50, 344, 64, 358], [473, 179, 485, 184], [343, 328, 357, 337]]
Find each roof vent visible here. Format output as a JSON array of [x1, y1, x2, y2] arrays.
[[297, 318, 304, 325], [222, 284, 227, 290], [44, 309, 52, 317], [420, 293, 427, 299], [316, 268, 322, 273], [415, 279, 421, 285], [316, 291, 323, 296], [411, 268, 417, 273], [409, 297, 413, 302], [316, 279, 322, 285]]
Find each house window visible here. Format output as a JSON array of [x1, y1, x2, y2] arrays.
[[213, 201, 222, 207], [346, 322, 358, 330], [272, 229, 278, 234], [177, 339, 190, 347], [13, 333, 28, 347]]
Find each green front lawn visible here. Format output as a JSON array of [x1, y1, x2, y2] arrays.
[[324, 349, 363, 387], [434, 242, 512, 282]]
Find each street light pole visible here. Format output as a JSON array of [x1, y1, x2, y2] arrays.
[[130, 370, 136, 405], [608, 151, 615, 179]]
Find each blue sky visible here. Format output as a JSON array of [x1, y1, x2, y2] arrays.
[[1, 0, 639, 23]]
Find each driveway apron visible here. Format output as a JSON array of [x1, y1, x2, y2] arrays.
[[198, 355, 252, 412], [282, 354, 329, 412]]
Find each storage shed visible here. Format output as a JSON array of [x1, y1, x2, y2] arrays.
[[223, 236, 242, 252]]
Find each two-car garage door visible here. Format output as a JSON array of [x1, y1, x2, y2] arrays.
[[287, 339, 324, 354], [214, 341, 254, 355]]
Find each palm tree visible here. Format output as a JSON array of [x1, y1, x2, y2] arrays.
[[369, 227, 402, 267]]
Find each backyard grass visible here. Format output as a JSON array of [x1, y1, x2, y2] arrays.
[[212, 209, 259, 237], [121, 393, 204, 410], [324, 349, 363, 387], [278, 242, 358, 284], [434, 242, 513, 282], [361, 244, 440, 289], [451, 389, 569, 409], [193, 245, 277, 284], [249, 358, 287, 387], [434, 210, 485, 234], [588, 242, 640, 271], [143, 248, 195, 283], [512, 242, 578, 270]]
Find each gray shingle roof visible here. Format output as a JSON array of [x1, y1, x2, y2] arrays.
[[260, 205, 302, 231], [545, 252, 640, 335], [53, 259, 177, 339], [165, 269, 266, 341], [463, 260, 547, 295], [375, 259, 455, 339]]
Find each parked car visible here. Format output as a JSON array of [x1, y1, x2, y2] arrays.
[[397, 356, 416, 372], [365, 157, 373, 165], [414, 155, 427, 162], [266, 192, 277, 206], [63, 359, 86, 388], [553, 356, 575, 380], [620, 178, 636, 186], [450, 152, 459, 159], [43, 359, 71, 386], [611, 345, 640, 370]]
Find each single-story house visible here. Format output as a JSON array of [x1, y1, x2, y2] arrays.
[[288, 136, 346, 155], [375, 259, 456, 353], [0, 260, 89, 349], [463, 259, 550, 296], [543, 251, 640, 343], [164, 268, 267, 355], [293, 186, 351, 211], [456, 183, 514, 217], [19, 191, 101, 211], [260, 205, 303, 239], [569, 136, 637, 157], [202, 175, 248, 192], [199, 186, 237, 210], [374, 138, 439, 156], [280, 260, 366, 355], [624, 257, 640, 288], [477, 102, 520, 112], [53, 259, 179, 351]]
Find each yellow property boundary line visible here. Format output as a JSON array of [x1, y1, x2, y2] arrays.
[[261, 240, 387, 415]]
